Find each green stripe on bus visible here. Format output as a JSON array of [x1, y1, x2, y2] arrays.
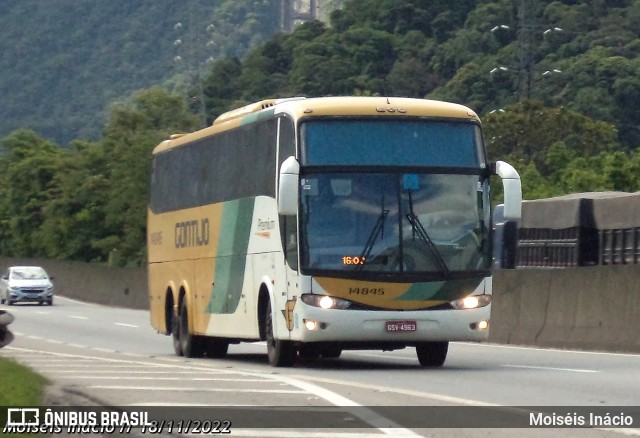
[[398, 277, 483, 301], [207, 198, 255, 314]]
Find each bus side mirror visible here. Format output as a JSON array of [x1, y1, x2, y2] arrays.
[[278, 156, 299, 216], [492, 161, 522, 221]]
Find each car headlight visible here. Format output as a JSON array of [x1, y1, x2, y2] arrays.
[[450, 294, 491, 310], [301, 294, 352, 310]]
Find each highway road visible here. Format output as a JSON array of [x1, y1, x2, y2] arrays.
[[1, 296, 639, 437]]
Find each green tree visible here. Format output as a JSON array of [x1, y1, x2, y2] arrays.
[[202, 57, 244, 121], [0, 130, 65, 256], [484, 100, 619, 172], [39, 139, 111, 261], [98, 88, 200, 265]]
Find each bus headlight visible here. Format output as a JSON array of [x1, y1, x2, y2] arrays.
[[301, 294, 352, 310], [451, 294, 491, 310]]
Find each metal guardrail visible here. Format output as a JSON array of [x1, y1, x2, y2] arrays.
[[517, 226, 640, 268], [0, 310, 14, 348], [514, 193, 640, 268], [599, 228, 640, 265]]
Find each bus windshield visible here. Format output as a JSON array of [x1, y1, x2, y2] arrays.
[[300, 119, 484, 167], [299, 172, 491, 279]]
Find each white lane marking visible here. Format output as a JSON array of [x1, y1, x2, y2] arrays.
[[289, 374, 498, 407], [502, 364, 598, 373], [92, 348, 117, 353], [69, 315, 88, 320], [5, 346, 419, 436], [271, 375, 421, 437], [114, 323, 138, 328], [29, 364, 151, 369], [46, 369, 236, 374], [465, 342, 640, 358], [86, 386, 306, 393], [348, 352, 415, 361], [55, 295, 100, 307], [57, 376, 276, 382], [15, 358, 99, 363], [120, 352, 144, 357], [66, 343, 87, 349], [599, 429, 640, 437]]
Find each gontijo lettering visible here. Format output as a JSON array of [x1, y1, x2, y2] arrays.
[[175, 218, 209, 248]]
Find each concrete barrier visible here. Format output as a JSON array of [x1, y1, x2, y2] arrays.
[[491, 265, 640, 353], [1, 257, 638, 354]]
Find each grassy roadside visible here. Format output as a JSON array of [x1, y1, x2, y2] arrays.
[[0, 356, 47, 437], [0, 356, 46, 405]]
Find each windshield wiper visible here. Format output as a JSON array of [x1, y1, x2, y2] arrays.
[[356, 196, 389, 271], [405, 191, 450, 276]]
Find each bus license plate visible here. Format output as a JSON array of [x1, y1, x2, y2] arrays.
[[386, 320, 417, 332]]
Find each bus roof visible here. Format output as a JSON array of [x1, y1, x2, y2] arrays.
[[153, 96, 480, 155]]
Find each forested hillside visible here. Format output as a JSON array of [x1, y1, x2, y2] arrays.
[[199, 0, 640, 149], [0, 0, 284, 145], [1, 0, 639, 266]]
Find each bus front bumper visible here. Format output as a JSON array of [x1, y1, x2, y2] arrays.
[[287, 303, 491, 344]]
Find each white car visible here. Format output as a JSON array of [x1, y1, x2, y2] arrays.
[[0, 266, 54, 306]]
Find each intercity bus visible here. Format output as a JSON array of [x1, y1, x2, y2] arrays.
[[147, 96, 522, 367]]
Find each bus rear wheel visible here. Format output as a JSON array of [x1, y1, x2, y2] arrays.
[[172, 312, 183, 356], [416, 341, 448, 367], [178, 299, 205, 358], [265, 300, 295, 367]]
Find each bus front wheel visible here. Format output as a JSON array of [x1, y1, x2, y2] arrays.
[[265, 300, 295, 367], [416, 341, 448, 367]]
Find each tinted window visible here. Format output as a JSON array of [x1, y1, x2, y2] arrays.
[[150, 118, 277, 213], [301, 119, 483, 168]]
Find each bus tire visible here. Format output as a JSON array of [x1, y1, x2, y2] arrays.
[[178, 299, 204, 358], [206, 337, 229, 358], [265, 300, 295, 367], [172, 313, 183, 356], [416, 341, 448, 367]]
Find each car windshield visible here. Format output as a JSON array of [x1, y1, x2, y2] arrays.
[[11, 267, 48, 280], [299, 172, 491, 279]]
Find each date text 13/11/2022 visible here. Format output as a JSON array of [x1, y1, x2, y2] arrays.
[[140, 419, 232, 434]]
